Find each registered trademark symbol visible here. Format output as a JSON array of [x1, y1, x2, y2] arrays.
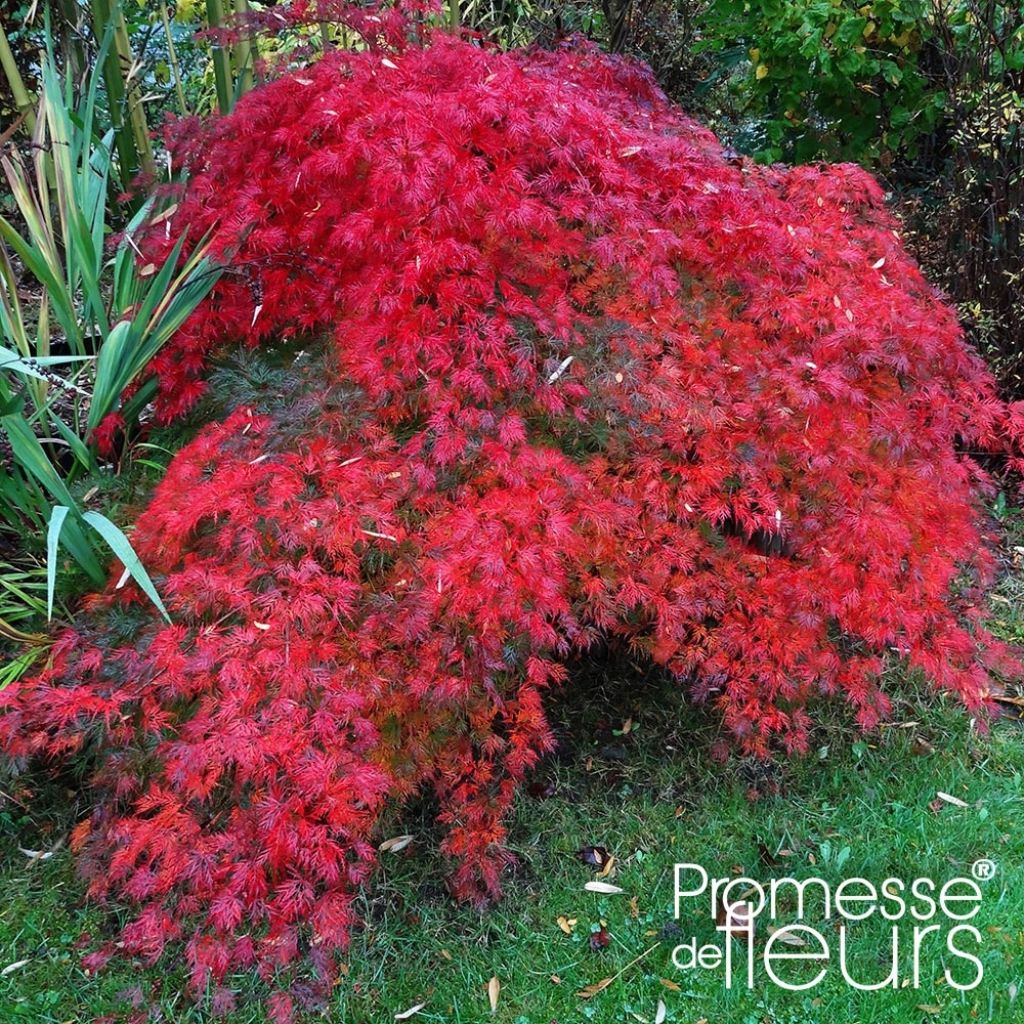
[[972, 858, 997, 882]]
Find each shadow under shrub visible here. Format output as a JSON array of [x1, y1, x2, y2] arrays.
[[2, 7, 1024, 1017]]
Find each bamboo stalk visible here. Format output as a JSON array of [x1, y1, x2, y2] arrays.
[[54, 0, 88, 84], [158, 0, 190, 115], [0, 24, 35, 133], [109, 3, 155, 178], [206, 0, 234, 114], [89, 0, 143, 183], [232, 0, 254, 97]]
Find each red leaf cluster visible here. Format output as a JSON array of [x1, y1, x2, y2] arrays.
[[3, 23, 1022, 1010]]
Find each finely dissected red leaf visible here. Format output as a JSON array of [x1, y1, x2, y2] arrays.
[[2, 0, 1023, 1008]]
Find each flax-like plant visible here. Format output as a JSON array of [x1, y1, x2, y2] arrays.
[[0, 42, 221, 635], [91, 205, 218, 435]]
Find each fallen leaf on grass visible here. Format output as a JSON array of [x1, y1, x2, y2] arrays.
[[597, 855, 617, 879], [379, 835, 414, 853], [659, 977, 681, 992], [916, 1005, 942, 1015], [557, 915, 578, 935], [577, 977, 613, 999], [18, 847, 55, 861], [487, 976, 500, 1013], [585, 881, 624, 895], [394, 1003, 426, 1020], [716, 900, 754, 942], [655, 998, 667, 1024], [936, 791, 968, 809], [992, 693, 1024, 708], [1, 960, 30, 976], [767, 924, 807, 947], [18, 836, 64, 862], [578, 845, 611, 869]]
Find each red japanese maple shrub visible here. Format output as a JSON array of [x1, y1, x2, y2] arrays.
[[3, 16, 1022, 1010]]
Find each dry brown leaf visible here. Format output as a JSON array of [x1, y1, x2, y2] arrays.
[[716, 900, 754, 942], [916, 1005, 942, 1015], [487, 976, 500, 1013], [659, 977, 681, 992], [18, 847, 53, 861], [394, 1002, 427, 1020], [150, 203, 179, 225], [556, 915, 577, 935], [19, 836, 63, 863], [577, 977, 613, 999], [993, 694, 1024, 707], [379, 835, 414, 853], [768, 924, 807, 947], [597, 854, 617, 879], [585, 881, 624, 895], [578, 845, 611, 869]]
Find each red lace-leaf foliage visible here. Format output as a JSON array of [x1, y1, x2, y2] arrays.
[[4, 23, 1024, 1013]]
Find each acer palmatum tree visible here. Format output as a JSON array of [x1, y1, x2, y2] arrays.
[[3, 8, 1024, 1015]]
